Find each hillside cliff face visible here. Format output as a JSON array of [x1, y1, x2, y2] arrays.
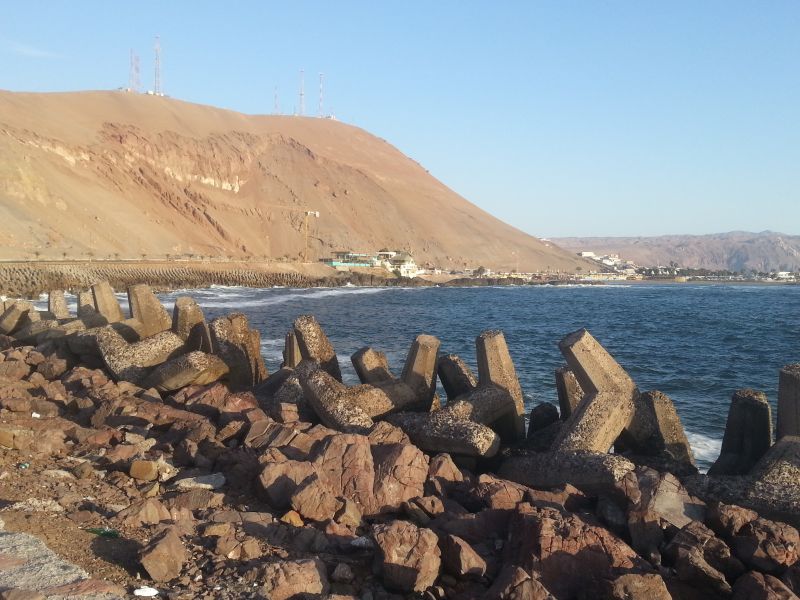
[[553, 232, 800, 272], [0, 90, 587, 272]]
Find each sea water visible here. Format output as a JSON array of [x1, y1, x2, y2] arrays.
[[48, 283, 800, 470]]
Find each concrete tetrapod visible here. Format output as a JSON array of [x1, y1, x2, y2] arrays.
[[90, 281, 124, 323], [293, 315, 342, 381], [351, 335, 441, 412], [171, 296, 212, 352], [209, 313, 267, 390], [437, 354, 478, 401], [95, 326, 186, 385], [128, 284, 171, 338], [709, 389, 773, 476], [552, 328, 638, 453], [778, 364, 800, 440], [47, 289, 70, 320], [555, 365, 583, 420]]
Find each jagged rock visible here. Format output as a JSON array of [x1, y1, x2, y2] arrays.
[[209, 313, 267, 390], [505, 502, 647, 600], [604, 573, 672, 600], [36, 357, 67, 380], [709, 389, 773, 476], [143, 351, 229, 392], [731, 517, 799, 575], [313, 433, 375, 513], [260, 559, 329, 600], [663, 520, 745, 587], [290, 474, 341, 522], [441, 534, 486, 578], [552, 329, 638, 453], [372, 520, 441, 592], [372, 443, 429, 514], [139, 528, 187, 582], [117, 498, 171, 527], [733, 572, 799, 600], [778, 364, 800, 440], [293, 315, 342, 381], [257, 459, 317, 509], [485, 565, 555, 600], [128, 284, 171, 337], [635, 468, 706, 529]]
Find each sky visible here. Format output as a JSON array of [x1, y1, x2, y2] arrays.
[[1, 1, 798, 238]]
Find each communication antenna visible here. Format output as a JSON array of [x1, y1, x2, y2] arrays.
[[273, 86, 279, 114], [128, 49, 140, 92], [154, 35, 162, 95], [318, 72, 324, 117], [299, 69, 305, 116]]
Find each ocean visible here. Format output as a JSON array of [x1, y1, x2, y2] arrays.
[[44, 283, 800, 470]]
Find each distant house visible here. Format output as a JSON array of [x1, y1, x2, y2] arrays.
[[320, 250, 376, 268], [389, 252, 419, 277]]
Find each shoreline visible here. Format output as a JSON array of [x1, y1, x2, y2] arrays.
[[1, 260, 796, 299]]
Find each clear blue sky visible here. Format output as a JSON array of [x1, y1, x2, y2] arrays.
[[2, 1, 798, 237]]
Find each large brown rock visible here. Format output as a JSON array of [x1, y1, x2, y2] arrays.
[[505, 502, 647, 600], [733, 572, 799, 600], [440, 534, 486, 578], [257, 459, 316, 509], [290, 474, 341, 522], [604, 573, 672, 600], [260, 558, 329, 600], [372, 443, 429, 514], [139, 528, 187, 582], [312, 433, 375, 512], [731, 518, 799, 575], [372, 520, 441, 592]]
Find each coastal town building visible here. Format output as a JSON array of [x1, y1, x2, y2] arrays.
[[320, 249, 420, 277]]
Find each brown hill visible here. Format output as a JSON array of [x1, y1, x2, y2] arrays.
[[0, 90, 586, 273], [553, 231, 800, 272]]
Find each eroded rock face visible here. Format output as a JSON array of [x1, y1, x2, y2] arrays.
[[505, 503, 647, 599], [733, 571, 799, 600], [372, 520, 441, 592], [260, 558, 329, 600]]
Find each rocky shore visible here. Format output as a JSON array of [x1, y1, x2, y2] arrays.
[[0, 281, 799, 599]]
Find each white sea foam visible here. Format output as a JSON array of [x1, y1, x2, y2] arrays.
[[686, 430, 722, 472], [195, 286, 389, 309]]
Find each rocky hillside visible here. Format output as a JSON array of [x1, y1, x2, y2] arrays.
[[553, 231, 800, 272], [0, 90, 588, 273]]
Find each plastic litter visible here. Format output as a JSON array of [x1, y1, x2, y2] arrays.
[[85, 526, 120, 538], [16, 462, 30, 470], [133, 587, 160, 597]]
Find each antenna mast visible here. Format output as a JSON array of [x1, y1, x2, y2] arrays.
[[273, 86, 279, 114], [318, 72, 324, 117], [299, 69, 305, 116], [154, 36, 162, 95], [128, 49, 140, 92]]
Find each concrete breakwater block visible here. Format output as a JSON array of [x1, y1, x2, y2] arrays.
[[778, 363, 800, 440], [293, 314, 342, 382], [709, 389, 773, 476]]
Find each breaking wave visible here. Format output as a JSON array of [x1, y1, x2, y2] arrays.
[[686, 430, 722, 472]]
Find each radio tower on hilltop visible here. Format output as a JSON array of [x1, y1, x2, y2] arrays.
[[128, 49, 140, 92], [273, 86, 279, 114], [299, 69, 305, 116], [154, 36, 162, 95]]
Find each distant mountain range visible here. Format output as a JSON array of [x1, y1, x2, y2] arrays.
[[552, 231, 800, 273]]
